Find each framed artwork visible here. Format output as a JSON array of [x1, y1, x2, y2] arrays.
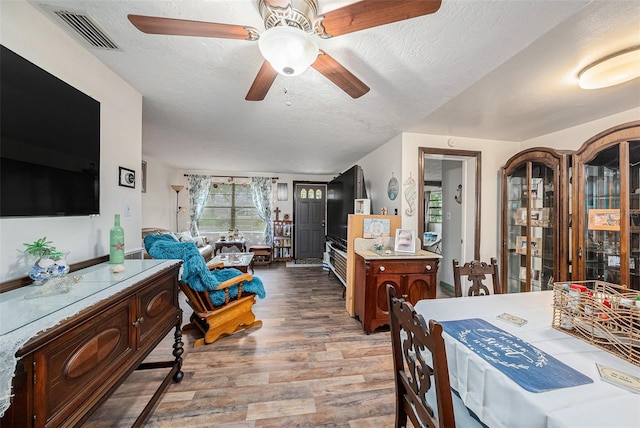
[[118, 167, 136, 189], [394, 229, 416, 253], [387, 174, 399, 200], [363, 218, 390, 238], [509, 183, 521, 201], [588, 209, 621, 231], [515, 208, 527, 226], [141, 161, 147, 193], [354, 199, 371, 215], [607, 255, 620, 268]]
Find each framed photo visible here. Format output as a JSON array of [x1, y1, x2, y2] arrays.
[[588, 209, 620, 231], [363, 218, 390, 238], [530, 237, 542, 256], [516, 235, 527, 254], [141, 161, 147, 193], [354, 199, 371, 215], [515, 208, 527, 226], [509, 183, 521, 201], [394, 229, 416, 253], [119, 166, 136, 189], [607, 255, 621, 268]]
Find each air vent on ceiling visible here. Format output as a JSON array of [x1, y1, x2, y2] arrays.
[[53, 10, 119, 50]]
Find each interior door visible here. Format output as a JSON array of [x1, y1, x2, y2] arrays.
[[294, 183, 326, 259]]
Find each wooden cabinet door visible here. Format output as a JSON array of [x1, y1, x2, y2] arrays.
[[136, 273, 180, 350], [404, 273, 435, 303], [370, 274, 401, 331], [33, 297, 135, 428], [500, 148, 571, 293], [572, 122, 640, 288]]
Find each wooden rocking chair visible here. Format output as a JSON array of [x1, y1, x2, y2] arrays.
[[179, 262, 262, 347]]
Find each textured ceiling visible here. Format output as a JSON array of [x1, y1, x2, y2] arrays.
[[29, 0, 640, 175]]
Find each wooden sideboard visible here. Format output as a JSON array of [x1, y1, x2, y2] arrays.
[[0, 260, 184, 427], [354, 250, 440, 333]]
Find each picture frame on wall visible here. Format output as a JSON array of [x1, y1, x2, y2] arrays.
[[119, 166, 136, 189], [141, 161, 147, 193]]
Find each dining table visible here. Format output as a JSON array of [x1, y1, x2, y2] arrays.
[[414, 290, 640, 428]]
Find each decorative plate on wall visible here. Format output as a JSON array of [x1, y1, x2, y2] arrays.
[[387, 174, 399, 200]]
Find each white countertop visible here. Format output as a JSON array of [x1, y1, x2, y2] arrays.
[[355, 248, 441, 260]]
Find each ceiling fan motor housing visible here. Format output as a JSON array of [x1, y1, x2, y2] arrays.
[[259, 0, 318, 32]]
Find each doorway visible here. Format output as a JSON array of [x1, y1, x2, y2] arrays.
[[419, 148, 481, 291], [293, 182, 326, 260]]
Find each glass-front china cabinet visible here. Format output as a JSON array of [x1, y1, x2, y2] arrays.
[[573, 122, 640, 290], [501, 148, 571, 293]]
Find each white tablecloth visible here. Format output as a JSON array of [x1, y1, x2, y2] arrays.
[[414, 291, 640, 428]]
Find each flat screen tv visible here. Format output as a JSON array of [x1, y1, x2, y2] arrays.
[[1, 45, 100, 217], [326, 165, 367, 250]]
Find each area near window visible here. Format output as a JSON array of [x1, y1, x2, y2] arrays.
[[197, 183, 266, 233]]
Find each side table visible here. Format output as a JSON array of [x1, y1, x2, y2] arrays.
[[249, 245, 272, 266], [214, 239, 247, 255]]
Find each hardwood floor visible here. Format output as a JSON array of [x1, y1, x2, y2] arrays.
[[84, 263, 405, 427]]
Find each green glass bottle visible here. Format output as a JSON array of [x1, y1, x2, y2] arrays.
[[110, 214, 125, 264]]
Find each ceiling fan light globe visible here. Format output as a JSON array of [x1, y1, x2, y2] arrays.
[[259, 26, 318, 76]]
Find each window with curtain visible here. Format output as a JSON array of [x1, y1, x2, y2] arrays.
[[197, 183, 266, 233]]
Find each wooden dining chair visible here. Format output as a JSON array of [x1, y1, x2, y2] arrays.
[[387, 284, 456, 428], [452, 257, 501, 297]]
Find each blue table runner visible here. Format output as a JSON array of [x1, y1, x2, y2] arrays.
[[440, 318, 593, 393]]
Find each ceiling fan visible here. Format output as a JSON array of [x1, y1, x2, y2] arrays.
[[128, 0, 442, 101]]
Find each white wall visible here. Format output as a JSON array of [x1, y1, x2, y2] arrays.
[[140, 167, 333, 247], [521, 108, 640, 150], [141, 156, 181, 231], [358, 135, 403, 216], [0, 1, 142, 282]]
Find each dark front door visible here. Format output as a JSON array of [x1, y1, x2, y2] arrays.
[[294, 183, 326, 259]]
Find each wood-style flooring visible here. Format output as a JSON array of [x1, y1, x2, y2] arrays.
[[84, 263, 448, 427]]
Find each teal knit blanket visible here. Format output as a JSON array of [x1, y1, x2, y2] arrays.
[[144, 234, 265, 306]]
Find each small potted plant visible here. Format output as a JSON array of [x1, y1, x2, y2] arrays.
[[23, 237, 69, 284]]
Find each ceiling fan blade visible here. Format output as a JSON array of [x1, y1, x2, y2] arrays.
[[316, 0, 442, 38], [246, 61, 278, 101], [312, 51, 370, 99], [128, 14, 259, 41]]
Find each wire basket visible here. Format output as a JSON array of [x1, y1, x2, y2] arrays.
[[552, 280, 640, 366]]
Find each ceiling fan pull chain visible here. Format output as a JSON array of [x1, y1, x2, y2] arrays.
[[283, 87, 292, 107]]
